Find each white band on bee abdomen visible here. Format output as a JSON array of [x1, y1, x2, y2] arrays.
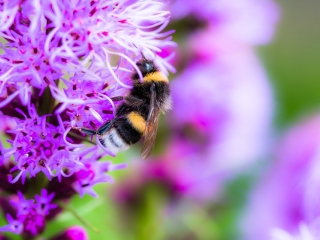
[[99, 128, 129, 155]]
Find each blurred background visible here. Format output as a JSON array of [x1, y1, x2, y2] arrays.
[[16, 0, 320, 239]]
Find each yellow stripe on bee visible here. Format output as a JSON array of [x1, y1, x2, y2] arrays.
[[143, 71, 169, 83], [128, 112, 146, 133]]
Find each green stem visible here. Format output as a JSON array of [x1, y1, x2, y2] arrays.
[[26, 172, 49, 199], [57, 201, 101, 234], [37, 86, 56, 116]]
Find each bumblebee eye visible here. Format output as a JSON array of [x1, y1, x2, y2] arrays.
[[144, 62, 153, 72]]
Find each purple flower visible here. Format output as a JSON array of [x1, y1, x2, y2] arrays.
[[2, 105, 96, 183], [0, 1, 20, 33], [241, 114, 320, 239], [10, 191, 34, 216], [0, 214, 23, 234], [0, 0, 175, 110], [0, 115, 16, 132], [0, 0, 176, 236], [44, 150, 126, 199], [0, 0, 175, 166], [0, 0, 175, 160], [0, 189, 56, 237], [34, 189, 56, 215], [52, 74, 127, 134], [72, 154, 127, 198]]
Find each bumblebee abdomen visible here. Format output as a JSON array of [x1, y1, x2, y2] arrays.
[[98, 114, 144, 155], [114, 117, 143, 145], [127, 112, 146, 134], [98, 128, 130, 155]]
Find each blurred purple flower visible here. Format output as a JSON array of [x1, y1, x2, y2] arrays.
[[0, 189, 56, 236], [171, 0, 279, 44], [168, 47, 273, 199], [50, 226, 88, 240], [271, 222, 320, 240], [0, 115, 16, 132], [0, 214, 23, 234], [241, 114, 320, 240], [34, 189, 57, 215]]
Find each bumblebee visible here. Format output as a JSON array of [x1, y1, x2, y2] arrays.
[[76, 57, 171, 159]]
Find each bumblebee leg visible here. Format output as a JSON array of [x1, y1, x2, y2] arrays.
[[102, 110, 113, 114], [111, 96, 124, 101], [111, 96, 143, 107], [72, 127, 97, 136], [97, 120, 114, 135], [124, 96, 144, 107], [81, 128, 97, 135]]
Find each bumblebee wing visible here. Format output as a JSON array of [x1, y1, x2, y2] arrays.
[[141, 84, 160, 159], [141, 111, 160, 159]]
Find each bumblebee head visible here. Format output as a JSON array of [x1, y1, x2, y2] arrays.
[[136, 59, 157, 76]]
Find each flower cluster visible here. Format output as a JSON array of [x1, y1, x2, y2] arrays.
[[0, 0, 174, 186], [0, 189, 88, 239], [3, 105, 83, 183], [0, 189, 56, 237], [0, 0, 174, 237], [0, 0, 174, 122]]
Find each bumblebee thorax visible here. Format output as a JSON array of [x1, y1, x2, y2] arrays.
[[143, 71, 169, 83]]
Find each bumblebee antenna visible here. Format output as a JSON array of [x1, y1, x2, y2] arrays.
[[132, 44, 147, 61], [141, 52, 147, 61]]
